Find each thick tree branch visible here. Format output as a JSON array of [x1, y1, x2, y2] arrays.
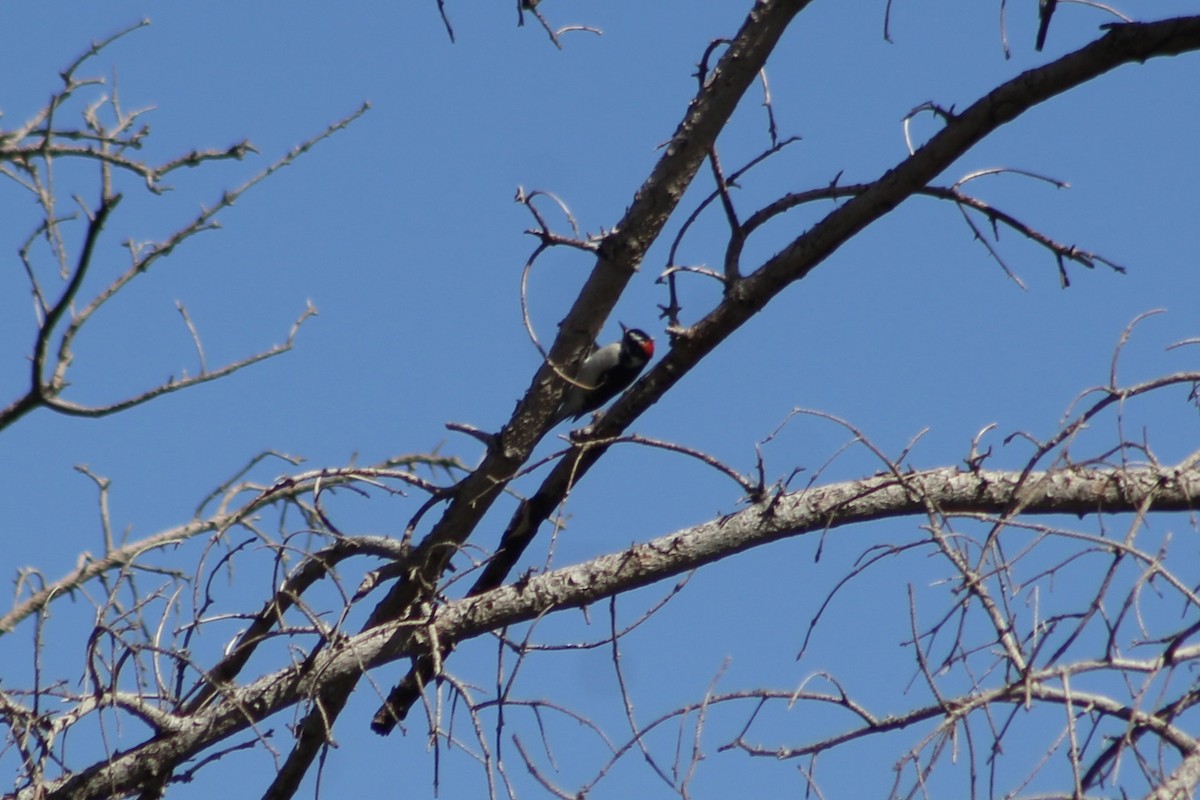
[[23, 458, 1200, 800]]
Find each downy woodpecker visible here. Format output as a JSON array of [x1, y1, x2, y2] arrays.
[[555, 324, 655, 424]]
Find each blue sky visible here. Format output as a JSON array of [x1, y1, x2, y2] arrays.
[[2, 2, 1199, 798]]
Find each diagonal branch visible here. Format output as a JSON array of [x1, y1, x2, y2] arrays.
[[0, 193, 121, 431], [21, 457, 1200, 800]]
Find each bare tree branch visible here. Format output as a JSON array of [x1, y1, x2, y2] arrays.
[[17, 453, 1200, 799]]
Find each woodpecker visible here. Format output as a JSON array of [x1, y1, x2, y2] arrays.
[[555, 324, 655, 424]]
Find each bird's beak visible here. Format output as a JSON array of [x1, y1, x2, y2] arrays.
[[618, 321, 629, 335]]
